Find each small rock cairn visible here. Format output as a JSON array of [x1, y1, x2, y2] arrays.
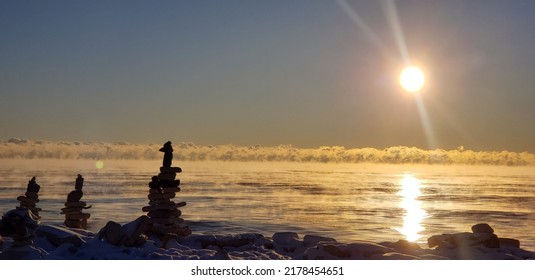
[[16, 177, 42, 219], [61, 174, 91, 229], [142, 141, 191, 240]]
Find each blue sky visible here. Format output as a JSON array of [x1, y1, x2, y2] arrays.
[[1, 0, 535, 152]]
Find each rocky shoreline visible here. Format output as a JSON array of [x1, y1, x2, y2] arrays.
[[0, 214, 533, 260]]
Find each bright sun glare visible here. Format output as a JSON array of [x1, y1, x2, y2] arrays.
[[399, 66, 425, 93]]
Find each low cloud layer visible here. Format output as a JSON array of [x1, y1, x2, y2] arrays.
[[1, 139, 534, 166]]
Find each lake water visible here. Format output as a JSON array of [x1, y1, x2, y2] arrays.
[[1, 159, 534, 251]]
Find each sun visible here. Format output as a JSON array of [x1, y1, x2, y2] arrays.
[[399, 66, 425, 93]]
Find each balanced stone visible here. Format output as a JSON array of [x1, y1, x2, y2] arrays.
[[61, 209, 82, 214], [166, 180, 181, 188], [75, 174, 84, 190], [62, 175, 90, 229], [162, 187, 181, 193], [142, 204, 179, 212], [471, 223, 494, 234], [65, 201, 87, 207], [149, 188, 162, 194], [142, 141, 191, 239], [149, 217, 184, 225], [159, 141, 173, 167], [148, 199, 172, 206], [26, 177, 40, 193], [65, 213, 91, 220], [24, 192, 39, 199], [147, 210, 181, 218], [16, 177, 42, 219], [17, 196, 39, 203], [19, 202, 37, 208], [64, 219, 82, 228], [148, 193, 175, 200], [149, 176, 159, 189], [158, 173, 176, 181], [67, 190, 83, 202], [160, 167, 182, 173], [16, 206, 42, 212]]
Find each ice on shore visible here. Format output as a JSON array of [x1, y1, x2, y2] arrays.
[[1, 213, 533, 260]]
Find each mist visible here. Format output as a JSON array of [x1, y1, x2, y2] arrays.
[[1, 139, 533, 166]]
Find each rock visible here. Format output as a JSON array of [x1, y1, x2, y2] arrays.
[[149, 188, 161, 194], [142, 203, 180, 212], [24, 192, 39, 199], [175, 201, 187, 208], [61, 206, 91, 211], [453, 232, 500, 248], [148, 210, 181, 219], [342, 242, 393, 259], [303, 235, 337, 246], [272, 232, 302, 253], [19, 201, 37, 208], [375, 252, 421, 260], [148, 199, 172, 206], [499, 238, 520, 248], [162, 187, 181, 193], [158, 173, 176, 181], [64, 213, 91, 220], [428, 234, 454, 248], [429, 232, 501, 249], [149, 217, 183, 225], [60, 209, 83, 214], [160, 167, 182, 173], [216, 234, 258, 248], [0, 245, 42, 260], [75, 174, 84, 190], [17, 196, 39, 203], [0, 209, 40, 236], [471, 223, 494, 234], [123, 215, 150, 247], [160, 180, 181, 188], [67, 190, 84, 202], [149, 176, 160, 189], [159, 141, 173, 167], [322, 244, 350, 258], [98, 221, 128, 246], [380, 240, 422, 253], [64, 219, 82, 228], [64, 201, 87, 207], [148, 192, 175, 200], [34, 225, 86, 247], [26, 177, 40, 193]]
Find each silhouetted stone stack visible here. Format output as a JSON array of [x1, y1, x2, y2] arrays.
[[142, 141, 191, 240], [16, 177, 42, 219], [61, 174, 91, 229]]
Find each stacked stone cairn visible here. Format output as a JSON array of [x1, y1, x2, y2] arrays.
[[61, 174, 91, 229], [16, 177, 42, 219], [142, 141, 191, 241]]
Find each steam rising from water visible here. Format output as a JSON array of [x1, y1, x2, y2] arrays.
[[1, 139, 534, 166]]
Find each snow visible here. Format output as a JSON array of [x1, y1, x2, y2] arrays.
[[1, 219, 534, 260]]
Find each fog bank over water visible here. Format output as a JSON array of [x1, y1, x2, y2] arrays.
[[1, 139, 534, 166]]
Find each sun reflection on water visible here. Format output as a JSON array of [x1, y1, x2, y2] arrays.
[[396, 174, 427, 242]]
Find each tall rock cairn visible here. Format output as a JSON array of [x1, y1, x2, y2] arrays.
[[62, 174, 91, 229], [142, 141, 191, 239], [16, 177, 42, 219]]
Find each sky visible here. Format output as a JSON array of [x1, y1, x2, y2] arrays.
[[1, 0, 535, 152]]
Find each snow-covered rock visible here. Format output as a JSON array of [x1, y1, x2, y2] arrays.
[[34, 225, 91, 247], [1, 221, 533, 260]]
